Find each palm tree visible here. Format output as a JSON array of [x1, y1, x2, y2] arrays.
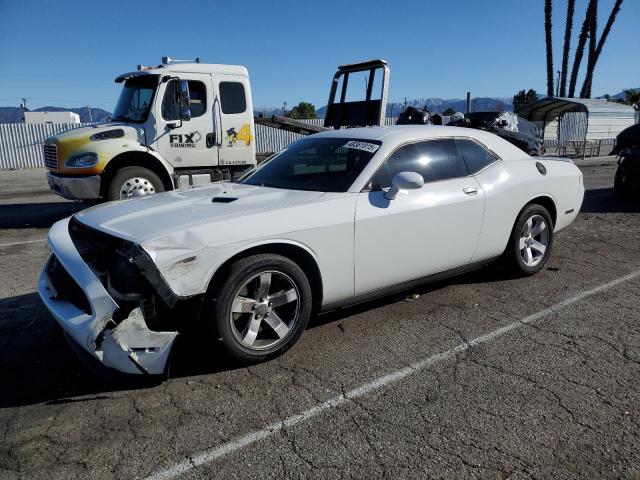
[[568, 0, 596, 97], [580, 0, 624, 98], [580, 0, 598, 98], [559, 0, 575, 97], [544, 0, 554, 96]]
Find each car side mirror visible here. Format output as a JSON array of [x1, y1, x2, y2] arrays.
[[384, 171, 424, 200], [178, 80, 191, 122]]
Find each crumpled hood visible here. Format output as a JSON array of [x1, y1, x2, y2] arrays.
[[74, 182, 326, 244]]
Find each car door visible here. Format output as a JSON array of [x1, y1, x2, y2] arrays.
[[155, 73, 218, 168], [211, 77, 255, 168], [354, 138, 485, 295]]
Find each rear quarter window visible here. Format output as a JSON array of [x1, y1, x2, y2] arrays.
[[455, 139, 500, 174]]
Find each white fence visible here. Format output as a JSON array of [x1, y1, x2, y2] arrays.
[[543, 112, 636, 144], [0, 123, 94, 170], [0, 119, 399, 170]]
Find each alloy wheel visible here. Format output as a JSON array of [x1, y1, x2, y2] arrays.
[[519, 214, 550, 267], [229, 270, 300, 350]]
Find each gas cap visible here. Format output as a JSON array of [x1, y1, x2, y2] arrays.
[[536, 162, 547, 175]]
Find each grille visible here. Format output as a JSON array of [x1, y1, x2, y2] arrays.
[[46, 255, 91, 314], [43, 144, 58, 170]]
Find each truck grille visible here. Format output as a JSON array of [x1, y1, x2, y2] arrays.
[[43, 144, 58, 170]]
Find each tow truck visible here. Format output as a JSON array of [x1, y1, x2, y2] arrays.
[[44, 57, 389, 201]]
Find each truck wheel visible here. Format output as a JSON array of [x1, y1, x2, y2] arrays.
[[107, 166, 165, 201], [503, 203, 554, 276], [208, 254, 312, 363]]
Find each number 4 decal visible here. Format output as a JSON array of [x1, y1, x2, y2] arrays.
[[236, 124, 253, 145]]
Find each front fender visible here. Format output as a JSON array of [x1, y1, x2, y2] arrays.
[[146, 237, 320, 299]]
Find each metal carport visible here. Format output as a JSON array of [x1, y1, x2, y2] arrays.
[[517, 97, 636, 158]]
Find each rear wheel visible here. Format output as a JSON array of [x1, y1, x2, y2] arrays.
[[504, 203, 554, 275], [614, 166, 629, 199], [210, 254, 312, 363], [107, 166, 165, 201]]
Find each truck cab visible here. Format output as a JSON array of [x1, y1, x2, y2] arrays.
[[45, 57, 256, 201]]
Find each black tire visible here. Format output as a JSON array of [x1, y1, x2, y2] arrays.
[[504, 203, 554, 276], [614, 167, 629, 199], [106, 166, 165, 201], [209, 254, 312, 363]]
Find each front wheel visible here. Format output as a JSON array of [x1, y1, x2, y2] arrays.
[[504, 203, 554, 275], [210, 254, 312, 363], [106, 166, 165, 201]]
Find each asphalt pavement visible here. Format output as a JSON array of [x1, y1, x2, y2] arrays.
[[1, 160, 639, 479]]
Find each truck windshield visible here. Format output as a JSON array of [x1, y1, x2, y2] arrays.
[[111, 76, 158, 123], [241, 137, 381, 192]]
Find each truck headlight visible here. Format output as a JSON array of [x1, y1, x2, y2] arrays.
[[65, 153, 98, 168]]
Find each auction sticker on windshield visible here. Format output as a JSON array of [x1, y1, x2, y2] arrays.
[[343, 140, 380, 153]]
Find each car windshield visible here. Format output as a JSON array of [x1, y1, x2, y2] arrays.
[[111, 75, 158, 123], [241, 137, 381, 192]]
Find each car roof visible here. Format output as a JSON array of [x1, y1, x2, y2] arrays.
[[312, 125, 528, 160]]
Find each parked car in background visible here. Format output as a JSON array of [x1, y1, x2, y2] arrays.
[[612, 123, 640, 199], [464, 112, 544, 156], [39, 125, 583, 376]]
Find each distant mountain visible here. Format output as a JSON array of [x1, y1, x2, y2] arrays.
[[254, 108, 287, 117], [313, 97, 513, 119], [596, 87, 640, 101], [0, 107, 24, 123], [0, 106, 111, 123]]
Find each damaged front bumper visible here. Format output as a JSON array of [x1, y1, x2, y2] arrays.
[[38, 217, 178, 375]]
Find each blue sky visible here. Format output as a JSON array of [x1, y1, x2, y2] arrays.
[[0, 0, 638, 111]]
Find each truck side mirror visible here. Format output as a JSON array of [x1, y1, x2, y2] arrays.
[[178, 80, 191, 122]]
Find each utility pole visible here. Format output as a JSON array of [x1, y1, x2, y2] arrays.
[[21, 98, 28, 122], [87, 105, 93, 123], [466, 92, 471, 113], [282, 101, 287, 116], [403, 97, 408, 108]]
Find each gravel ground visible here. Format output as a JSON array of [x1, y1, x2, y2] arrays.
[[1, 161, 639, 479]]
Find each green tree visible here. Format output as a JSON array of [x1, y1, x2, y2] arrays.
[[513, 89, 539, 112], [287, 102, 318, 119], [442, 107, 456, 116], [623, 89, 640, 106]]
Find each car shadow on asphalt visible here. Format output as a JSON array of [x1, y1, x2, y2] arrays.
[[581, 187, 640, 214], [0, 202, 86, 230], [0, 264, 518, 409]]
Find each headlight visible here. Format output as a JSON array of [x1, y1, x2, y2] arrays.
[[64, 153, 98, 168]]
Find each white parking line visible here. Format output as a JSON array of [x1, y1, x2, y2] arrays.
[[146, 269, 640, 480], [0, 238, 46, 248]]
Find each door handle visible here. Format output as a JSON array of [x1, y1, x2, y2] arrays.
[[206, 132, 216, 148], [463, 187, 478, 195]]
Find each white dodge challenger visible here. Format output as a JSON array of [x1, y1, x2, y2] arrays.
[[39, 126, 584, 375]]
